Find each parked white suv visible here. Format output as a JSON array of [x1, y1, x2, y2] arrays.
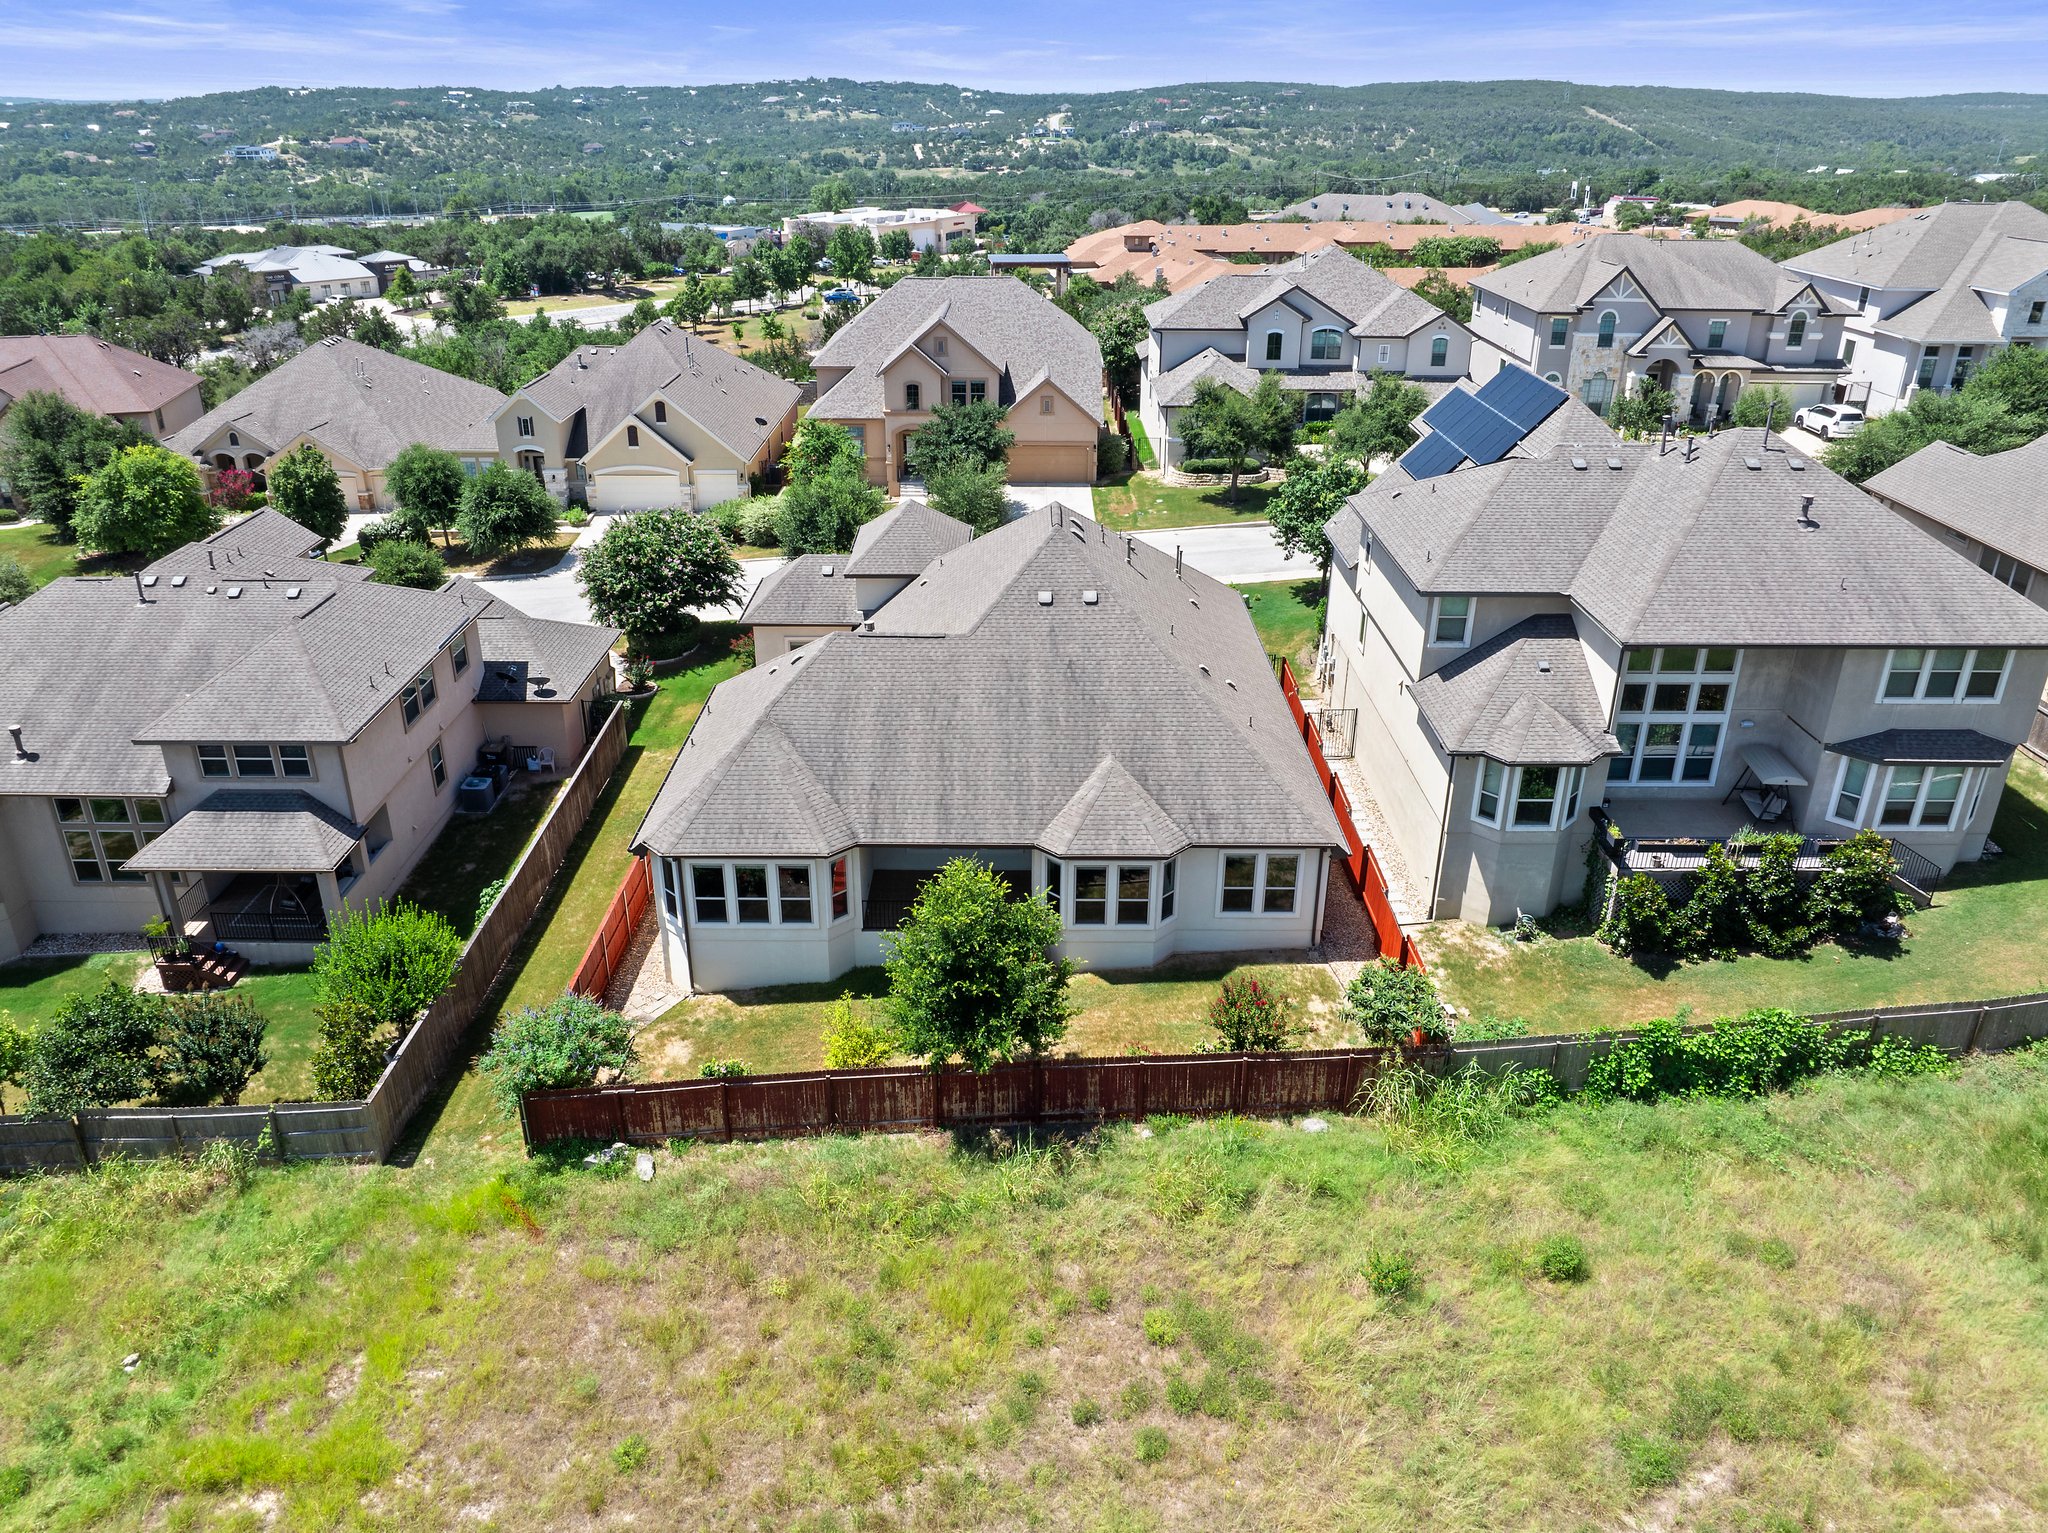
[[1793, 403, 1866, 439]]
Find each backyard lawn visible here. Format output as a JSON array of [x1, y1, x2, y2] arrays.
[[1240, 577, 1323, 689], [1092, 471, 1280, 532], [0, 521, 139, 592], [1425, 752, 2048, 1032]]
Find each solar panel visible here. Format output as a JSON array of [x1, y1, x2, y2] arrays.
[[1422, 389, 1524, 468], [1397, 434, 1469, 481], [1475, 365, 1569, 435], [1400, 366, 1572, 481]]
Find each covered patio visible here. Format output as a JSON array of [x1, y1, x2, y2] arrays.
[[860, 853, 1030, 932]]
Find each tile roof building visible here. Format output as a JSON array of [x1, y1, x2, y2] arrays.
[[0, 334, 203, 439]]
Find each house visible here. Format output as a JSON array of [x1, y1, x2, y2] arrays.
[[808, 276, 1103, 491], [196, 244, 381, 305], [493, 319, 800, 511], [1704, 200, 1917, 236], [165, 337, 504, 510], [632, 505, 1346, 993], [0, 510, 617, 966], [742, 500, 971, 657], [1865, 436, 2048, 613], [1281, 192, 1473, 223], [1468, 234, 1850, 423], [356, 250, 446, 294], [225, 145, 278, 161], [1780, 202, 2048, 414], [0, 335, 203, 439], [1139, 246, 1473, 466], [1319, 398, 2048, 926], [782, 206, 978, 254]]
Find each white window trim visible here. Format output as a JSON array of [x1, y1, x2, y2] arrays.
[[1596, 310, 1618, 347], [52, 796, 166, 886], [1548, 316, 1569, 347], [1876, 646, 2011, 705], [1216, 851, 1303, 918], [1474, 764, 1585, 832], [683, 860, 821, 928], [1428, 595, 1473, 648], [198, 742, 316, 781], [1066, 859, 1168, 928], [1979, 547, 2033, 597], [1706, 317, 1729, 350], [1825, 755, 1872, 828], [1309, 326, 1343, 362], [1875, 764, 1975, 833], [1610, 647, 1742, 787], [1375, 343, 1392, 366], [1785, 310, 1809, 349], [1472, 759, 1505, 828]]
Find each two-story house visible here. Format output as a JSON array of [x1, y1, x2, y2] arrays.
[[1866, 435, 2048, 612], [1468, 234, 1849, 425], [492, 320, 801, 511], [1138, 247, 1473, 467], [195, 245, 381, 306], [0, 335, 203, 441], [0, 511, 618, 965], [807, 276, 1104, 492], [1781, 201, 2048, 414], [1320, 395, 2048, 926], [741, 499, 973, 659]]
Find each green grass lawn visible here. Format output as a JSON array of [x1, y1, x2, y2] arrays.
[[396, 780, 563, 940], [0, 522, 141, 593], [1127, 415, 1159, 470], [1240, 577, 1323, 690], [1092, 472, 1280, 532], [1427, 753, 2048, 1033]]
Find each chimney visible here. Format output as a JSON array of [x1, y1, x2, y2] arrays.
[[7, 725, 24, 760]]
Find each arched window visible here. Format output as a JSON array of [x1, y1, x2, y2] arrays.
[[1596, 311, 1617, 348], [1309, 327, 1342, 362], [654, 400, 667, 423], [1264, 331, 1284, 362], [1583, 374, 1612, 415], [1543, 372, 1563, 385], [1430, 335, 1449, 368], [627, 425, 639, 448], [1786, 311, 1808, 349]]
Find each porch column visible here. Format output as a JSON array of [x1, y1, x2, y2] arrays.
[[151, 872, 180, 928]]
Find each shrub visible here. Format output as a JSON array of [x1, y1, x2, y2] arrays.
[[1070, 1398, 1104, 1427], [0, 1016, 26, 1111], [19, 982, 165, 1118], [820, 995, 898, 1069], [575, 506, 742, 651], [1364, 1246, 1419, 1299], [776, 468, 883, 555], [1177, 456, 1258, 476], [1738, 832, 1812, 957], [1202, 976, 1300, 1053], [1096, 432, 1131, 477], [611, 1434, 651, 1474], [1132, 1426, 1170, 1463], [1677, 844, 1748, 956], [207, 465, 259, 511], [735, 497, 782, 549], [72, 443, 220, 557], [311, 900, 462, 1097], [358, 503, 432, 551], [1536, 1233, 1591, 1283], [456, 460, 559, 559], [1455, 1012, 1530, 1042], [478, 995, 637, 1118], [155, 992, 269, 1107], [698, 1058, 749, 1078], [475, 877, 507, 928], [1342, 960, 1444, 1046], [1807, 830, 1911, 933], [310, 1004, 388, 1101], [920, 456, 1009, 534], [1600, 873, 1674, 956], [1582, 1006, 1948, 1103], [903, 400, 1014, 480], [367, 538, 447, 589], [267, 443, 349, 543], [0, 554, 30, 608]]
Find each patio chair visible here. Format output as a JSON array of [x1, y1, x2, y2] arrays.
[[1739, 788, 1788, 825], [524, 746, 557, 775]]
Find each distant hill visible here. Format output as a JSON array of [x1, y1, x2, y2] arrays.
[[3, 78, 2044, 228]]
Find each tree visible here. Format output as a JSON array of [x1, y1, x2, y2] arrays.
[[72, 443, 219, 557], [0, 554, 30, 607], [20, 981, 164, 1118], [777, 468, 884, 555], [765, 237, 815, 305], [367, 539, 448, 588], [384, 443, 466, 544], [663, 273, 714, 331], [310, 899, 462, 1097], [1341, 960, 1447, 1046], [456, 459, 559, 558], [267, 443, 349, 543], [155, 992, 269, 1107], [351, 306, 404, 351], [782, 417, 865, 483], [1090, 303, 1149, 407], [1269, 454, 1366, 570], [921, 457, 1009, 533], [1327, 374, 1430, 467], [1189, 191, 1250, 225], [621, 297, 659, 337], [1824, 388, 2039, 483], [445, 278, 504, 326], [478, 994, 636, 1119], [1180, 373, 1295, 501], [384, 265, 419, 307], [730, 258, 769, 309], [1610, 381, 1677, 439], [0, 389, 146, 540], [1410, 269, 1474, 324], [883, 859, 1072, 1072], [576, 505, 743, 650], [904, 400, 1015, 481], [825, 224, 877, 287], [809, 177, 853, 214], [196, 356, 256, 410], [1729, 383, 1792, 430], [1970, 343, 2048, 420], [878, 228, 914, 263]]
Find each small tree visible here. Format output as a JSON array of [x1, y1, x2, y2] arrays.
[[1730, 383, 1793, 430], [576, 505, 743, 651], [313, 896, 462, 1047], [20, 981, 165, 1118], [821, 995, 899, 1069], [1181, 374, 1294, 501], [1410, 269, 1474, 324], [1327, 374, 1429, 467], [783, 418, 865, 484], [1341, 960, 1446, 1046], [155, 992, 269, 1107], [777, 469, 883, 555], [0, 391, 148, 540], [207, 465, 260, 511], [384, 443, 466, 545], [884, 859, 1072, 1072], [664, 273, 714, 331], [1203, 976, 1302, 1053], [0, 1015, 26, 1112], [1609, 381, 1676, 440], [385, 265, 418, 307], [72, 443, 220, 557], [904, 400, 1014, 481], [0, 554, 31, 608], [267, 443, 350, 543], [878, 228, 914, 263], [1268, 454, 1365, 571], [456, 459, 559, 559], [825, 224, 877, 288], [478, 994, 637, 1119], [367, 539, 448, 589], [920, 456, 1008, 533], [310, 1004, 388, 1102]]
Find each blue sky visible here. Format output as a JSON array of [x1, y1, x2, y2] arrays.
[[4, 0, 2048, 100]]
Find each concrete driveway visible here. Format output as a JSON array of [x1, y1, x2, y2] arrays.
[[470, 509, 780, 626], [1135, 521, 1311, 586]]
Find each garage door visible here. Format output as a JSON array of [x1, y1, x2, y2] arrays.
[[1007, 442, 1097, 484], [589, 471, 687, 512], [694, 469, 743, 507]]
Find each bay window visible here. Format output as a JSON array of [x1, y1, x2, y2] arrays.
[[1878, 765, 1970, 830], [831, 857, 850, 920], [1611, 647, 1738, 784], [1880, 647, 2008, 703], [1830, 757, 1871, 825], [1160, 857, 1177, 920], [1219, 852, 1299, 915], [1472, 763, 1585, 831], [685, 862, 823, 926]]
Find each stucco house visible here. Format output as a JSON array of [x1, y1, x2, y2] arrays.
[[196, 245, 382, 305], [633, 505, 1346, 994], [1468, 234, 1850, 424], [493, 320, 800, 511], [741, 499, 972, 658], [164, 338, 504, 510], [0, 334, 203, 440], [0, 510, 617, 965], [809, 276, 1103, 492], [1866, 435, 2048, 615], [1320, 395, 2048, 926], [783, 206, 978, 254], [1138, 246, 1474, 466], [1781, 201, 2048, 415]]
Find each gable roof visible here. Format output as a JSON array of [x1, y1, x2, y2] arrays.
[[1865, 435, 2048, 574], [740, 554, 865, 628], [842, 499, 973, 578], [1283, 191, 1469, 222], [809, 276, 1101, 421], [0, 334, 199, 418], [163, 337, 504, 471], [1786, 203, 2048, 345], [1150, 348, 1258, 409], [512, 319, 799, 465], [1474, 234, 1838, 315], [1410, 615, 1619, 766], [634, 509, 1345, 860], [467, 587, 620, 702], [1145, 246, 1451, 338]]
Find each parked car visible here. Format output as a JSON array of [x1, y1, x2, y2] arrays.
[[1793, 403, 1866, 439], [822, 288, 860, 304]]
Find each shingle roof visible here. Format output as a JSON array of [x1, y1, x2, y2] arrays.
[[1336, 433, 2048, 649], [740, 554, 864, 627], [0, 335, 199, 418], [468, 587, 619, 702], [1825, 729, 2014, 765], [1785, 202, 2048, 346], [634, 508, 1345, 860], [122, 789, 364, 873], [1865, 436, 2048, 574], [197, 245, 370, 285], [1473, 234, 1837, 315], [809, 276, 1101, 421], [1409, 616, 1619, 766], [1284, 191, 1470, 222], [513, 320, 799, 466], [842, 499, 972, 577], [1145, 246, 1447, 338], [163, 337, 504, 471], [1150, 348, 1257, 408]]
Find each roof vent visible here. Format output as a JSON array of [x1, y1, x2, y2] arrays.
[[225, 585, 243, 599], [1787, 456, 1807, 471], [1797, 494, 1820, 529], [1606, 456, 1623, 470], [141, 574, 158, 587], [1037, 590, 1053, 606], [1537, 659, 1553, 673], [1744, 455, 1763, 471], [286, 585, 302, 599], [1570, 456, 1588, 471], [821, 563, 835, 576], [1082, 589, 1099, 605], [170, 574, 187, 587]]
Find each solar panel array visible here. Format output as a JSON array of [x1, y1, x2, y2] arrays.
[[1396, 366, 1571, 481]]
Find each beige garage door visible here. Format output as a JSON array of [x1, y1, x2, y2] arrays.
[[590, 471, 688, 512], [1007, 442, 1097, 484]]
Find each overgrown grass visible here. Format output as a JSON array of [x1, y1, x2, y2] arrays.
[[3, 1049, 2046, 1528], [1127, 415, 1158, 470], [1427, 753, 2048, 1031], [1091, 472, 1280, 531]]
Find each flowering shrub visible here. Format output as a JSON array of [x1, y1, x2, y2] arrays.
[[1201, 977, 1300, 1053], [207, 466, 259, 510]]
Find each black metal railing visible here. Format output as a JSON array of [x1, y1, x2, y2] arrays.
[[209, 904, 327, 945]]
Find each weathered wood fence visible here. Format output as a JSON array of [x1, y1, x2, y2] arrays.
[[570, 853, 652, 1002], [0, 703, 631, 1175]]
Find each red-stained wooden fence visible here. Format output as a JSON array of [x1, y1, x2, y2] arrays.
[[571, 853, 653, 1002]]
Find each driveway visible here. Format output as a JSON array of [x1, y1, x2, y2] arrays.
[[470, 509, 779, 626], [1134, 521, 1311, 586]]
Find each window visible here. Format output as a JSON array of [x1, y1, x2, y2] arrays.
[[1953, 346, 1976, 387], [1842, 338, 1857, 366], [1611, 646, 1739, 784], [1219, 852, 1299, 916], [1264, 331, 1284, 362], [1262, 855, 1298, 913], [1513, 766, 1561, 827], [1474, 759, 1505, 827], [428, 739, 446, 790], [1980, 548, 2033, 596], [777, 864, 813, 924], [1430, 595, 1472, 647], [228, 431, 240, 447], [1476, 765, 1584, 831], [1707, 318, 1728, 351], [1303, 391, 1341, 422], [733, 865, 771, 923], [626, 424, 640, 448], [1544, 371, 1563, 384], [1858, 286, 1870, 309], [904, 382, 920, 410], [691, 864, 728, 923], [1429, 335, 1449, 368], [1582, 374, 1611, 414], [1117, 866, 1151, 925], [1830, 756, 1871, 825], [1040, 394, 1055, 415], [847, 425, 866, 452], [401, 664, 437, 726], [279, 744, 311, 779], [1879, 764, 1971, 830], [969, 380, 986, 404], [1918, 348, 1940, 389], [1786, 311, 1807, 348], [516, 415, 534, 437], [1221, 854, 1257, 913], [2031, 300, 2045, 325], [1880, 647, 2008, 703], [1596, 311, 1617, 348], [1549, 316, 1569, 347], [198, 743, 231, 778], [659, 858, 681, 921], [53, 797, 161, 884], [233, 743, 276, 778], [1309, 327, 1342, 362], [932, 336, 947, 356], [1073, 865, 1108, 925], [1042, 857, 1062, 917], [199, 743, 312, 779], [1376, 343, 1391, 366], [654, 400, 666, 423], [830, 857, 850, 919], [1160, 858, 1177, 920], [450, 636, 470, 675], [950, 381, 968, 407]]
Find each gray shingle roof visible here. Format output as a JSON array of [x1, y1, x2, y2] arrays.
[[809, 276, 1101, 421], [1825, 729, 2014, 765], [1473, 234, 1837, 315], [1337, 433, 2048, 649], [1144, 246, 1446, 338], [1284, 192, 1469, 222], [1785, 203, 2048, 346], [1865, 436, 2048, 574], [163, 338, 503, 472], [740, 554, 864, 627], [0, 334, 199, 418], [842, 499, 972, 577], [468, 588, 619, 702], [512, 319, 800, 466], [1150, 348, 1257, 408], [123, 788, 363, 873], [1409, 616, 1619, 766], [634, 508, 1345, 860]]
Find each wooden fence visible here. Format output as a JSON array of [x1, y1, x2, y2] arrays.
[[1278, 658, 1423, 968], [2027, 704, 2048, 765], [571, 853, 652, 1001], [0, 703, 631, 1175], [522, 1046, 1397, 1147]]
